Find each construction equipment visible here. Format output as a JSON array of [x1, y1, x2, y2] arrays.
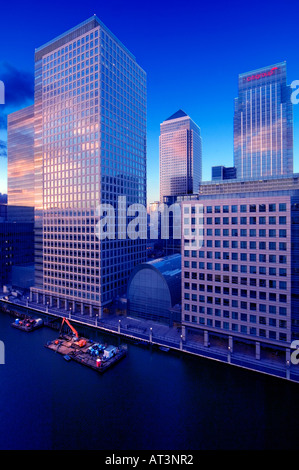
[[58, 317, 86, 347]]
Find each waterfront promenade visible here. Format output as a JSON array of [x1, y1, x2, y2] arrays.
[[1, 296, 299, 384]]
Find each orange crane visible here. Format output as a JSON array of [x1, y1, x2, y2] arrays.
[[58, 317, 86, 347]]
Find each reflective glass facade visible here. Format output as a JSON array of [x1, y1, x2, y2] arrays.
[[30, 16, 147, 315], [7, 105, 35, 207], [159, 110, 202, 200], [234, 62, 293, 180], [127, 254, 181, 324]]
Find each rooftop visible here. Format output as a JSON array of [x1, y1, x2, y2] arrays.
[[35, 15, 137, 62], [164, 109, 188, 121]]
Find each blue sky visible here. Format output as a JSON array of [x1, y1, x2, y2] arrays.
[[0, 0, 299, 202]]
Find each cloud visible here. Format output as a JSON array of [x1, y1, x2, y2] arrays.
[[0, 62, 34, 129]]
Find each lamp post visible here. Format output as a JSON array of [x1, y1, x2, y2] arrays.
[[149, 327, 153, 343], [286, 359, 290, 380], [228, 346, 231, 364]]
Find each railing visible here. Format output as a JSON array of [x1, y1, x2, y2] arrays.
[[1, 297, 299, 382]]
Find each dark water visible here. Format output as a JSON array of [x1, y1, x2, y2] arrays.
[[0, 311, 298, 450]]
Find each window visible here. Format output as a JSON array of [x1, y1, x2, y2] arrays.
[[279, 216, 286, 225], [259, 204, 266, 212], [279, 229, 287, 238], [279, 203, 286, 212]]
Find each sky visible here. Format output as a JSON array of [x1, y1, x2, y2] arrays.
[[0, 0, 299, 203]]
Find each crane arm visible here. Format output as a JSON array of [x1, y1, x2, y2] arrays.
[[60, 317, 79, 339]]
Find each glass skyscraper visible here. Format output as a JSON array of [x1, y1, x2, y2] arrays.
[[234, 62, 293, 180], [7, 105, 35, 207], [30, 16, 147, 316], [159, 110, 202, 200]]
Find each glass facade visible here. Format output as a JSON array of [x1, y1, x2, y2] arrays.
[[7, 105, 35, 207], [234, 62, 293, 180], [127, 254, 181, 324], [30, 16, 147, 315], [159, 110, 202, 200]]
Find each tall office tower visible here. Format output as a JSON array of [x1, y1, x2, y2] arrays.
[[180, 175, 299, 367], [234, 62, 293, 180], [7, 105, 35, 207], [159, 110, 202, 201], [30, 16, 147, 316]]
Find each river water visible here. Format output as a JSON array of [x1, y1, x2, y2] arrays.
[[0, 310, 298, 450]]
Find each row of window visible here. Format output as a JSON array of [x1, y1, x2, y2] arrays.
[[184, 314, 288, 341], [184, 253, 287, 262], [184, 283, 287, 296], [184, 275, 286, 286], [183, 203, 287, 214], [184, 295, 286, 309], [184, 228, 287, 238], [184, 294, 287, 308], [185, 216, 287, 225], [184, 240, 287, 253], [184, 265, 288, 275], [184, 307, 287, 320]]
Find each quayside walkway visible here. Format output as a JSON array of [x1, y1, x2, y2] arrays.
[[1, 296, 299, 384]]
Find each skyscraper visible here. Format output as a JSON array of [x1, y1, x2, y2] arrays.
[[159, 110, 202, 200], [234, 62, 293, 180], [29, 16, 147, 316], [181, 175, 299, 366], [7, 105, 35, 207]]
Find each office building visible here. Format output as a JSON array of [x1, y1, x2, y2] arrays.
[[7, 105, 35, 207], [29, 16, 147, 316], [159, 110, 202, 200], [234, 62, 293, 180], [181, 175, 299, 363], [0, 204, 34, 288], [212, 166, 236, 181]]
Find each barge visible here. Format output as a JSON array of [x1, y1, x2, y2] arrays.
[[45, 335, 127, 374], [45, 317, 127, 374], [11, 317, 44, 332]]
